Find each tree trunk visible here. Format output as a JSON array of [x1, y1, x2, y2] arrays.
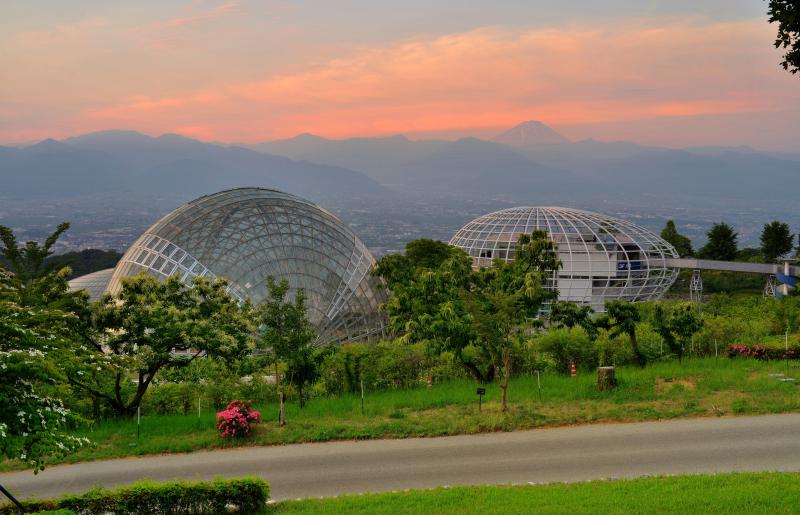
[[597, 366, 617, 391], [630, 332, 645, 368], [298, 382, 305, 408], [279, 391, 286, 426]]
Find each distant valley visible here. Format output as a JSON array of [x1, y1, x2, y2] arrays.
[[2, 121, 799, 254]]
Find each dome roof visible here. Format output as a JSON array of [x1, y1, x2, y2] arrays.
[[450, 206, 678, 309], [107, 188, 386, 344]]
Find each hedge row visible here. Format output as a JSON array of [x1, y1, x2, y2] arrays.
[[0, 477, 269, 514]]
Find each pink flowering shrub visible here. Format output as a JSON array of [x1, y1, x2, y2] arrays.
[[727, 344, 800, 361], [216, 400, 261, 438]]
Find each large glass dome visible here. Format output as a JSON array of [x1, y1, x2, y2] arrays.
[[105, 188, 386, 345], [450, 207, 678, 310]]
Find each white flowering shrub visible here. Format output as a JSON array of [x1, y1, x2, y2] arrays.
[[0, 273, 88, 472], [0, 223, 96, 472]]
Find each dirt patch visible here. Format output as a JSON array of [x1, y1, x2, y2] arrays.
[[655, 376, 698, 394]]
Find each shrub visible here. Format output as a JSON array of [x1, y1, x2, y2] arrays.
[[594, 329, 632, 368], [0, 477, 270, 514], [216, 400, 261, 438], [726, 344, 800, 360], [318, 341, 466, 395], [535, 327, 596, 373]]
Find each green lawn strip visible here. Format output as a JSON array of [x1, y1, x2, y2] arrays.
[[269, 472, 800, 514], [1, 358, 799, 472]]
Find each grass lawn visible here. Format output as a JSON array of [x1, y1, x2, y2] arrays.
[[269, 472, 800, 514], [2, 357, 799, 472]]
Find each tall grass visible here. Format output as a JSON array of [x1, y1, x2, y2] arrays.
[[2, 357, 798, 472]]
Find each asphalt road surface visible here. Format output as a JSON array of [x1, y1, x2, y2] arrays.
[[3, 414, 799, 501]]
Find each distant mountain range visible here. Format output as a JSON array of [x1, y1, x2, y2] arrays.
[[0, 131, 387, 201], [3, 122, 799, 207], [250, 121, 800, 202]]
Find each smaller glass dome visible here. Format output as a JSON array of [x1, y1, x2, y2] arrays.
[[450, 206, 678, 311]]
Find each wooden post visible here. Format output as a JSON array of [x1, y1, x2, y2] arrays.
[[279, 391, 286, 426], [597, 366, 617, 391]]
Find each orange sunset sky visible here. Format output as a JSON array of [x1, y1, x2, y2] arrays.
[[2, 0, 799, 150]]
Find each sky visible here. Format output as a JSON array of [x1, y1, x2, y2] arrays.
[[2, 0, 799, 150]]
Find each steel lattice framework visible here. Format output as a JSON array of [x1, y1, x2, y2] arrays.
[[449, 207, 679, 311], [106, 188, 386, 345]]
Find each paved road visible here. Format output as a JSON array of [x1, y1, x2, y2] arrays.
[[3, 414, 800, 501]]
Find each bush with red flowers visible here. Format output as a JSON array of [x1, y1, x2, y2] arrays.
[[216, 400, 262, 438]]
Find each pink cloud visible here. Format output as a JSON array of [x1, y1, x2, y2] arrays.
[[9, 17, 799, 147]]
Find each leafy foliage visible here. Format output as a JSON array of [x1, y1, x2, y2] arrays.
[[653, 303, 703, 361], [0, 224, 90, 472], [660, 220, 694, 257], [0, 271, 89, 472], [375, 240, 483, 379], [257, 277, 317, 408], [768, 0, 800, 75], [698, 222, 738, 261], [0, 477, 270, 514], [69, 274, 255, 417], [604, 300, 645, 367], [760, 220, 794, 262], [549, 301, 597, 340]]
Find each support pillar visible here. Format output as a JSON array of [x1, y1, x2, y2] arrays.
[[689, 269, 702, 304]]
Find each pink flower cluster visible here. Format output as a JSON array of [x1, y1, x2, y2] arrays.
[[216, 400, 261, 438], [727, 344, 768, 360]]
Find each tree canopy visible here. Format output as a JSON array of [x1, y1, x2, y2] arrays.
[[698, 223, 738, 261], [375, 232, 560, 410], [604, 300, 645, 368], [768, 0, 800, 75], [0, 224, 91, 471], [70, 274, 256, 417], [760, 221, 794, 263], [257, 277, 317, 409], [660, 220, 694, 257]]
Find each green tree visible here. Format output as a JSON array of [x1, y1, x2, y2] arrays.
[[760, 221, 794, 263], [472, 231, 561, 411], [375, 241, 488, 381], [549, 301, 597, 340], [698, 223, 738, 261], [660, 220, 694, 257], [0, 224, 94, 471], [70, 274, 255, 417], [605, 301, 645, 368], [0, 269, 89, 472], [768, 0, 800, 75], [653, 303, 703, 362], [257, 277, 317, 418], [0, 222, 69, 288]]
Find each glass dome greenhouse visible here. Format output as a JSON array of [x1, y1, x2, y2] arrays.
[[449, 206, 679, 311], [102, 188, 386, 345]]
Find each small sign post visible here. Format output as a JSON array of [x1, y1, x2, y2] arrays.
[[476, 387, 486, 411], [137, 406, 141, 440]]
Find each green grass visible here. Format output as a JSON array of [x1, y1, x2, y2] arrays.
[[2, 357, 799, 472], [269, 472, 800, 514]]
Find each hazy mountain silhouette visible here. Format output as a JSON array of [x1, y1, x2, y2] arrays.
[[492, 120, 570, 146], [250, 121, 800, 201], [5, 123, 798, 206], [252, 133, 577, 196], [2, 131, 388, 201]]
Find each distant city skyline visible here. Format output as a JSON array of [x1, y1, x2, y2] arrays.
[[2, 1, 799, 150]]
